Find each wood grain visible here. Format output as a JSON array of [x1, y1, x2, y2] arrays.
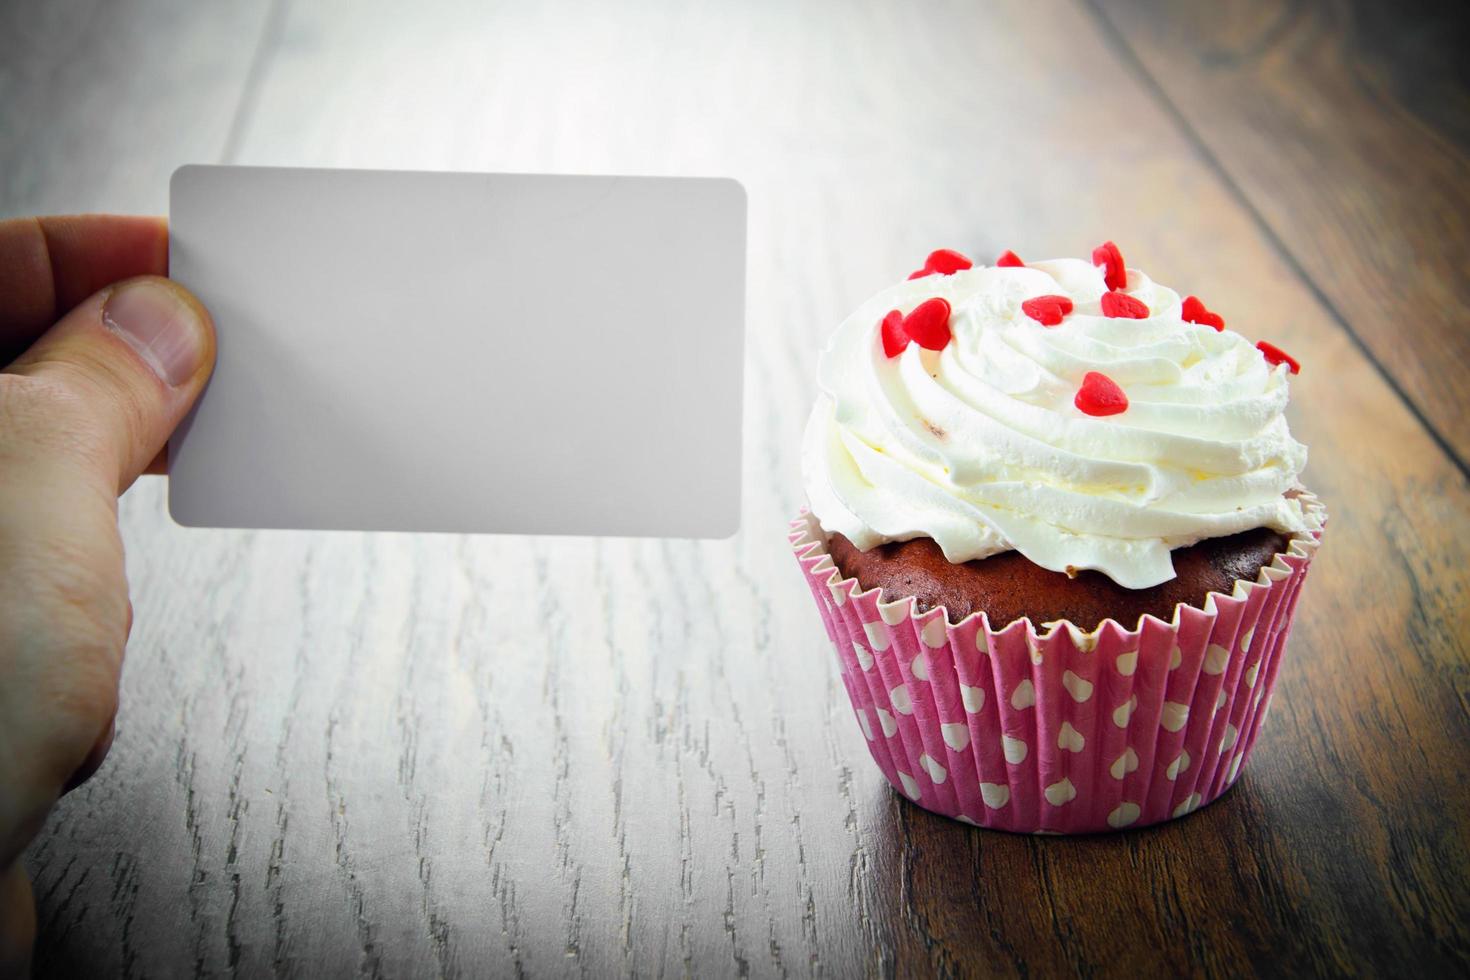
[[1093, 0, 1470, 471], [3, 0, 1467, 976]]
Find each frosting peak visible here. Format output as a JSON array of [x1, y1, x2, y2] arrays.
[[801, 254, 1315, 589]]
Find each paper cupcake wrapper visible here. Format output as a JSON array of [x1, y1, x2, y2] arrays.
[[791, 495, 1324, 834]]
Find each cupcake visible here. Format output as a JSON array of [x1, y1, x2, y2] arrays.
[[792, 243, 1324, 833]]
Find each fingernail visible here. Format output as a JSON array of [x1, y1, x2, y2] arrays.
[[101, 279, 209, 387]]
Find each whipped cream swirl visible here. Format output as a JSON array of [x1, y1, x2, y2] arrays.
[[801, 257, 1315, 589]]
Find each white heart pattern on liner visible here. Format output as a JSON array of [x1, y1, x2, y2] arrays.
[[1169, 646, 1183, 670], [856, 709, 874, 741], [1113, 695, 1138, 728], [1107, 802, 1141, 828], [1115, 651, 1137, 677], [1245, 662, 1260, 688], [1220, 723, 1238, 753], [877, 708, 898, 738], [1002, 735, 1028, 765], [921, 616, 948, 649], [830, 583, 847, 607], [1227, 753, 1244, 783], [890, 685, 913, 715], [910, 655, 928, 681], [1172, 792, 1202, 818], [1061, 670, 1094, 703], [1010, 678, 1036, 710], [955, 814, 979, 826], [863, 621, 891, 652], [941, 722, 970, 752], [1203, 643, 1230, 675], [960, 685, 985, 713], [851, 639, 873, 672], [1110, 747, 1139, 780], [1166, 750, 1190, 780], [1044, 778, 1076, 806], [919, 753, 947, 784], [980, 782, 1010, 809], [1057, 722, 1085, 752], [976, 630, 989, 654], [1240, 627, 1254, 653], [1161, 702, 1190, 733], [879, 602, 910, 626], [898, 771, 921, 801]]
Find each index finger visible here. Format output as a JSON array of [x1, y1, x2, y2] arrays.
[[0, 214, 169, 366]]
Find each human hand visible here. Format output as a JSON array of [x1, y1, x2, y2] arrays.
[[0, 215, 216, 973]]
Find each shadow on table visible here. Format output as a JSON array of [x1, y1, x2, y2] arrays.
[[851, 775, 1332, 975]]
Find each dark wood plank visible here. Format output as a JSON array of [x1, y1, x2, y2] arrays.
[[4, 0, 1467, 976], [1091, 0, 1470, 472]]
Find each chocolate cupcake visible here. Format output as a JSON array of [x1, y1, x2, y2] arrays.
[[792, 243, 1324, 833], [825, 523, 1293, 632]]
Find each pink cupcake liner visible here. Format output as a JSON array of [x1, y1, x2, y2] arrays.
[[791, 495, 1325, 834]]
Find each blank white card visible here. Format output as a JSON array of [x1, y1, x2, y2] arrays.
[[168, 166, 746, 537]]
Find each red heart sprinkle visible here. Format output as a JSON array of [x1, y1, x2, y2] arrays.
[[907, 269, 932, 280], [996, 249, 1024, 268], [1181, 295, 1225, 330], [1256, 340, 1300, 374], [903, 297, 953, 350], [1075, 371, 1129, 416], [1100, 290, 1148, 319], [925, 248, 973, 275], [1091, 240, 1127, 291], [880, 310, 908, 358], [1021, 294, 1074, 326]]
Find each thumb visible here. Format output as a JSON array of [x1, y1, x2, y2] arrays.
[[4, 275, 215, 490]]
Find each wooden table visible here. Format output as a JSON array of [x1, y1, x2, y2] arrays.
[[5, 0, 1467, 975]]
